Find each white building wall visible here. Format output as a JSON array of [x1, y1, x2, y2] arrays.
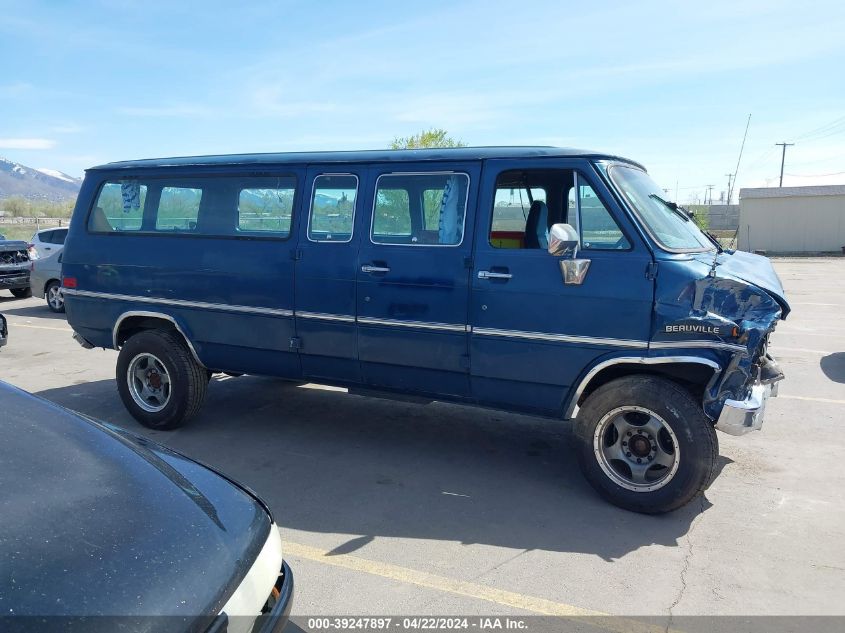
[[738, 186, 845, 253]]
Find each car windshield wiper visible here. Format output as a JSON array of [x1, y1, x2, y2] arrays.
[[649, 194, 690, 222]]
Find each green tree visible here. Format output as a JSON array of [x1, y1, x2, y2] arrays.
[[390, 128, 466, 149], [386, 130, 467, 231], [687, 204, 710, 231]]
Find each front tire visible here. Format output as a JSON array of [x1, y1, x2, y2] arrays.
[[45, 280, 65, 313], [116, 329, 207, 430], [574, 375, 718, 514], [10, 287, 31, 299]]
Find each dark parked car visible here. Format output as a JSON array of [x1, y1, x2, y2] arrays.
[[0, 380, 293, 632], [0, 237, 31, 298], [0, 312, 7, 348]]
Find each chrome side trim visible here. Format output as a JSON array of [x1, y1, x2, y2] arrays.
[[565, 355, 721, 419], [649, 340, 747, 354], [296, 311, 355, 323], [112, 310, 205, 367], [64, 288, 294, 318], [357, 316, 467, 332], [473, 327, 648, 349]]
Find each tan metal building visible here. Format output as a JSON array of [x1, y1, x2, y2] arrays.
[[738, 185, 845, 254]]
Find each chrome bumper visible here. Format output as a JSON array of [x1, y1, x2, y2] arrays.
[[715, 382, 778, 436]]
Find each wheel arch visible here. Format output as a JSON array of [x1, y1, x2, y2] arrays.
[[565, 355, 721, 420], [113, 311, 204, 367], [42, 277, 61, 296]]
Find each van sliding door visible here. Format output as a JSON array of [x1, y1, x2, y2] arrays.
[[355, 162, 480, 397]]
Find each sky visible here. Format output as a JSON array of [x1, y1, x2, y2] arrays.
[[1, 0, 844, 203]]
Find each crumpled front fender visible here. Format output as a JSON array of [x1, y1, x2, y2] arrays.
[[653, 257, 784, 419]]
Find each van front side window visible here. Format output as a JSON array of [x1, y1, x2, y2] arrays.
[[371, 173, 469, 246], [567, 184, 630, 250]]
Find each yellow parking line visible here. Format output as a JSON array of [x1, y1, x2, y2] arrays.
[[284, 541, 666, 633], [779, 395, 845, 405], [8, 323, 72, 333]]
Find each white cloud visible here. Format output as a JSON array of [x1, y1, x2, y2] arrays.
[[0, 138, 56, 150]]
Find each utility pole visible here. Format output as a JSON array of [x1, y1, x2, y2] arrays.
[[775, 142, 794, 187], [725, 173, 734, 204], [705, 185, 715, 205]]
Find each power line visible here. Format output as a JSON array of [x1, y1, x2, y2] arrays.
[[775, 142, 795, 187], [784, 170, 845, 178], [793, 115, 845, 141]]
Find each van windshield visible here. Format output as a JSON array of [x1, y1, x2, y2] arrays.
[[608, 164, 714, 252]]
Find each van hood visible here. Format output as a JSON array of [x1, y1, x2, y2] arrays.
[[0, 381, 270, 629], [692, 250, 790, 318]]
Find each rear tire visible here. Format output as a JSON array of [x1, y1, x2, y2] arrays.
[[574, 375, 718, 514], [45, 280, 65, 313], [10, 287, 31, 299], [116, 329, 207, 430]]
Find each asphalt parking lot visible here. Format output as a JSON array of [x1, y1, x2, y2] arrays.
[[1, 258, 844, 626]]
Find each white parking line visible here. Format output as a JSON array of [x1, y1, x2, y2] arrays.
[[9, 323, 72, 333]]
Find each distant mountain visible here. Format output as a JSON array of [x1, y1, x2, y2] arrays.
[[0, 157, 81, 202]]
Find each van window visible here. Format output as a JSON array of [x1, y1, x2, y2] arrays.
[[371, 173, 468, 246], [373, 188, 411, 238], [156, 187, 202, 231], [568, 184, 630, 250], [89, 181, 147, 231], [89, 176, 296, 237], [490, 186, 547, 248], [237, 182, 295, 236], [490, 169, 570, 249], [308, 174, 357, 242]]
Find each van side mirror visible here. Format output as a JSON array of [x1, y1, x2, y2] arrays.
[[548, 223, 579, 258], [548, 223, 591, 285]]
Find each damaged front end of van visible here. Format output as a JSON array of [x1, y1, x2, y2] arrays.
[[651, 249, 789, 435]]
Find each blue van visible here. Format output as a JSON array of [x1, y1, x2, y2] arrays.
[[62, 147, 788, 513]]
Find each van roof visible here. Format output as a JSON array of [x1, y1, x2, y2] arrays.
[[89, 146, 645, 171]]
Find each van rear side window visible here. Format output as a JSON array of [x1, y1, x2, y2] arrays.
[[156, 187, 202, 231], [89, 182, 147, 231], [89, 176, 296, 238]]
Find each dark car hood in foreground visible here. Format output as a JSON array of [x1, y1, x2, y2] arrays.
[[0, 381, 270, 629]]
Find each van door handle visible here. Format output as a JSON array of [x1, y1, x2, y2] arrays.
[[361, 264, 390, 274], [478, 270, 512, 280]]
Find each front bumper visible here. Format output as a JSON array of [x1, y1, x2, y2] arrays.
[[253, 560, 294, 633], [0, 271, 29, 289], [715, 382, 778, 436]]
